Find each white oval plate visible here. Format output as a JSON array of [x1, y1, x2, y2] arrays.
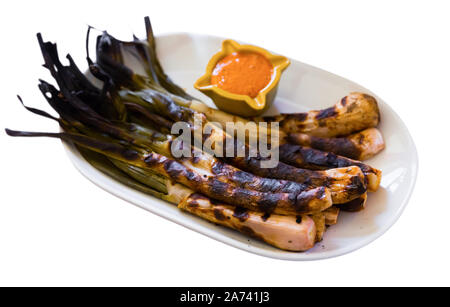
[[63, 33, 418, 260]]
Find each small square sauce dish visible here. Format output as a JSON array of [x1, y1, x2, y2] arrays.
[[194, 39, 290, 117]]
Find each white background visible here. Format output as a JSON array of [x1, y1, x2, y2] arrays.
[[1, 0, 449, 286]]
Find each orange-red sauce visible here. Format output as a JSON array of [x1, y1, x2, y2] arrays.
[[211, 52, 273, 98]]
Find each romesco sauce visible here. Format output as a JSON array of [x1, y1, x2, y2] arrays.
[[210, 52, 273, 98]]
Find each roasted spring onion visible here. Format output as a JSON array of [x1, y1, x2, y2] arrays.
[[287, 128, 385, 161]]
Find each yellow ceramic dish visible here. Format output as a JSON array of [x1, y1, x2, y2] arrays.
[[194, 39, 290, 117]]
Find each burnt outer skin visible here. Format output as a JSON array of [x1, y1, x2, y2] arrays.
[[288, 132, 361, 159], [183, 148, 317, 196], [226, 153, 367, 204], [337, 193, 367, 212], [179, 193, 317, 252], [143, 152, 331, 215], [278, 143, 381, 192], [287, 128, 385, 161], [262, 92, 381, 137]]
